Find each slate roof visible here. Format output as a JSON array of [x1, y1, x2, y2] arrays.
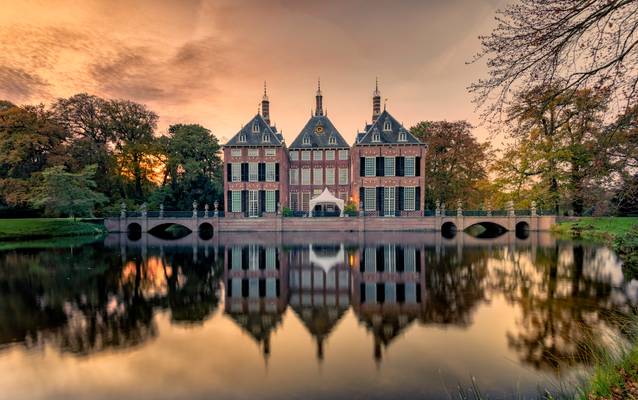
[[224, 114, 284, 147], [289, 115, 349, 149], [355, 110, 422, 145]]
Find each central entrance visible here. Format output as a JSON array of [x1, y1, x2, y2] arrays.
[[248, 190, 259, 217], [384, 187, 396, 216]]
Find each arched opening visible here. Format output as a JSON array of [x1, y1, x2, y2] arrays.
[[198, 223, 214, 240], [516, 221, 530, 239], [441, 222, 457, 239], [148, 223, 192, 240], [465, 222, 508, 238], [127, 223, 142, 241]]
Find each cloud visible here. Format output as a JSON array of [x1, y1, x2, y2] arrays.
[[0, 66, 49, 102]]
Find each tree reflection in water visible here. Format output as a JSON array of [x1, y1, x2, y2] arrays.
[[0, 232, 635, 377]]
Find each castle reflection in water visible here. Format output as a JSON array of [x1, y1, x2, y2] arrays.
[[0, 231, 636, 374]]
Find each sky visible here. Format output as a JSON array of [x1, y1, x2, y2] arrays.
[[0, 0, 508, 144]]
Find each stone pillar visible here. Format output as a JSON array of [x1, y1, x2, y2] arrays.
[[435, 200, 441, 217], [486, 201, 492, 217], [192, 200, 198, 219], [120, 201, 127, 219], [531, 201, 537, 217], [456, 200, 463, 217], [205, 203, 209, 218], [159, 203, 164, 218], [214, 200, 219, 217], [507, 200, 515, 217], [140, 203, 147, 218]]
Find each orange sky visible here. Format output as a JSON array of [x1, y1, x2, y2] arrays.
[[0, 0, 507, 144]]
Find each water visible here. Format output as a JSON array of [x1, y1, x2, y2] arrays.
[[0, 231, 636, 399]]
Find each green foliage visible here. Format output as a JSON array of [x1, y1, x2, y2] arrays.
[[282, 207, 293, 217], [614, 226, 638, 280], [29, 165, 108, 217], [0, 218, 105, 242], [343, 201, 357, 216]]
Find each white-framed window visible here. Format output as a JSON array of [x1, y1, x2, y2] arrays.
[[231, 148, 242, 157], [384, 187, 396, 216], [329, 136, 336, 145], [252, 122, 260, 133], [365, 157, 376, 177], [338, 168, 349, 184], [248, 148, 259, 157], [248, 162, 258, 182], [398, 131, 407, 142], [231, 191, 242, 212], [405, 156, 415, 177], [301, 168, 311, 185], [325, 168, 335, 185], [313, 167, 323, 185], [364, 248, 376, 273], [231, 247, 242, 270], [326, 150, 335, 160], [385, 245, 396, 272], [265, 190, 276, 213], [313, 150, 323, 161], [289, 151, 298, 161], [301, 151, 311, 161], [404, 248, 416, 272], [313, 188, 322, 196], [404, 187, 416, 211], [372, 132, 380, 142], [303, 136, 310, 145], [383, 120, 392, 131], [264, 148, 276, 156], [266, 248, 277, 270], [262, 134, 270, 142], [364, 187, 376, 211], [338, 149, 349, 160], [385, 157, 395, 177], [239, 134, 246, 143], [265, 162, 276, 182], [289, 192, 299, 210], [231, 163, 241, 182], [301, 192, 310, 211], [289, 169, 299, 185]]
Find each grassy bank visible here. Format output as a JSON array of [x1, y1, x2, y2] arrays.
[[551, 217, 638, 243], [0, 218, 106, 242]]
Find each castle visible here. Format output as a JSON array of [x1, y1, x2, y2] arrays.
[[223, 81, 426, 217]]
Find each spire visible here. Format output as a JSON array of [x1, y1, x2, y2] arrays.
[[372, 77, 381, 122], [315, 77, 324, 117], [261, 81, 270, 124]]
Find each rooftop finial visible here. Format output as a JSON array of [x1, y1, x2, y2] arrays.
[[263, 80, 268, 100], [384, 98, 387, 111], [314, 77, 324, 116], [372, 78, 381, 121], [317, 77, 321, 94]]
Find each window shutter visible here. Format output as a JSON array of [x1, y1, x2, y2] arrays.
[[259, 190, 266, 213], [227, 191, 231, 212], [241, 163, 248, 182], [227, 279, 232, 297], [397, 157, 404, 177], [359, 157, 365, 177], [227, 164, 232, 181], [416, 249, 421, 272], [259, 248, 266, 270], [376, 246, 384, 272], [241, 190, 248, 216], [376, 187, 384, 213], [258, 163, 265, 182], [359, 187, 365, 208], [397, 187, 404, 211], [396, 247, 404, 272], [275, 163, 280, 182], [241, 247, 249, 270], [376, 157, 385, 177], [415, 157, 421, 176], [275, 190, 280, 210], [415, 187, 421, 210]]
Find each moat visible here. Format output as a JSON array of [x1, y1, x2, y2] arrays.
[[0, 232, 636, 399]]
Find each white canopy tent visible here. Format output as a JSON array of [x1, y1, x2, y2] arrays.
[[309, 244, 346, 273], [309, 188, 344, 217]]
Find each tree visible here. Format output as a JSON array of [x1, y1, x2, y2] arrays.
[[104, 100, 158, 200], [470, 0, 638, 124], [153, 124, 223, 209], [410, 121, 490, 209], [30, 165, 107, 217], [0, 104, 69, 207]]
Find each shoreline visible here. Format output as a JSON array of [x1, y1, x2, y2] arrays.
[[0, 218, 106, 243]]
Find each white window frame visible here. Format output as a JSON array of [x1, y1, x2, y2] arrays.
[[364, 187, 376, 211], [289, 150, 298, 161], [313, 167, 323, 185], [265, 162, 276, 182], [252, 123, 260, 133], [248, 148, 259, 157], [313, 150, 323, 161], [328, 136, 336, 145], [231, 191, 242, 212], [231, 148, 242, 157], [301, 192, 310, 211], [239, 134, 246, 143], [404, 187, 416, 211], [338, 168, 348, 185], [301, 151, 311, 161], [303, 136, 310, 145], [338, 149, 349, 160], [325, 168, 335, 185], [372, 133, 380, 142], [264, 148, 276, 156], [301, 168, 311, 185], [364, 157, 376, 177], [398, 131, 407, 142], [248, 162, 258, 182], [385, 157, 395, 177], [231, 163, 241, 182], [289, 169, 299, 185], [405, 156, 415, 177], [383, 120, 392, 131], [265, 190, 276, 213], [289, 192, 299, 210], [262, 134, 270, 142], [384, 187, 396, 216], [326, 150, 335, 160]]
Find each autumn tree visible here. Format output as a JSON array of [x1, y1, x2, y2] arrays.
[[410, 121, 490, 209]]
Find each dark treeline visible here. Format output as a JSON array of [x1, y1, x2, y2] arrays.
[[0, 94, 223, 217]]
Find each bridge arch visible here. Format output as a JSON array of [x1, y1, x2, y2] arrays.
[[515, 221, 530, 239], [441, 221, 457, 238], [198, 222, 214, 240], [148, 223, 193, 240], [465, 222, 508, 238], [127, 222, 142, 241]]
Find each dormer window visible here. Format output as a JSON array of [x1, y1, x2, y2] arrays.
[[239, 134, 246, 143], [303, 136, 310, 145], [252, 122, 260, 133], [372, 132, 381, 142], [262, 134, 270, 142], [383, 120, 392, 131], [398, 130, 407, 142], [328, 136, 336, 145]]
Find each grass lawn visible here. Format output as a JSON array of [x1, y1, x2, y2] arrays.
[[0, 218, 106, 242], [552, 217, 638, 243]]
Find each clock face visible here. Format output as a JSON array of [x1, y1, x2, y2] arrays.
[[315, 125, 324, 134]]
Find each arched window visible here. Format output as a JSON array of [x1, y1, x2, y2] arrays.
[[252, 122, 260, 133], [328, 136, 336, 145], [262, 134, 270, 142], [398, 130, 407, 142], [303, 136, 310, 145], [383, 120, 392, 131], [239, 134, 246, 143], [372, 132, 381, 142]]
